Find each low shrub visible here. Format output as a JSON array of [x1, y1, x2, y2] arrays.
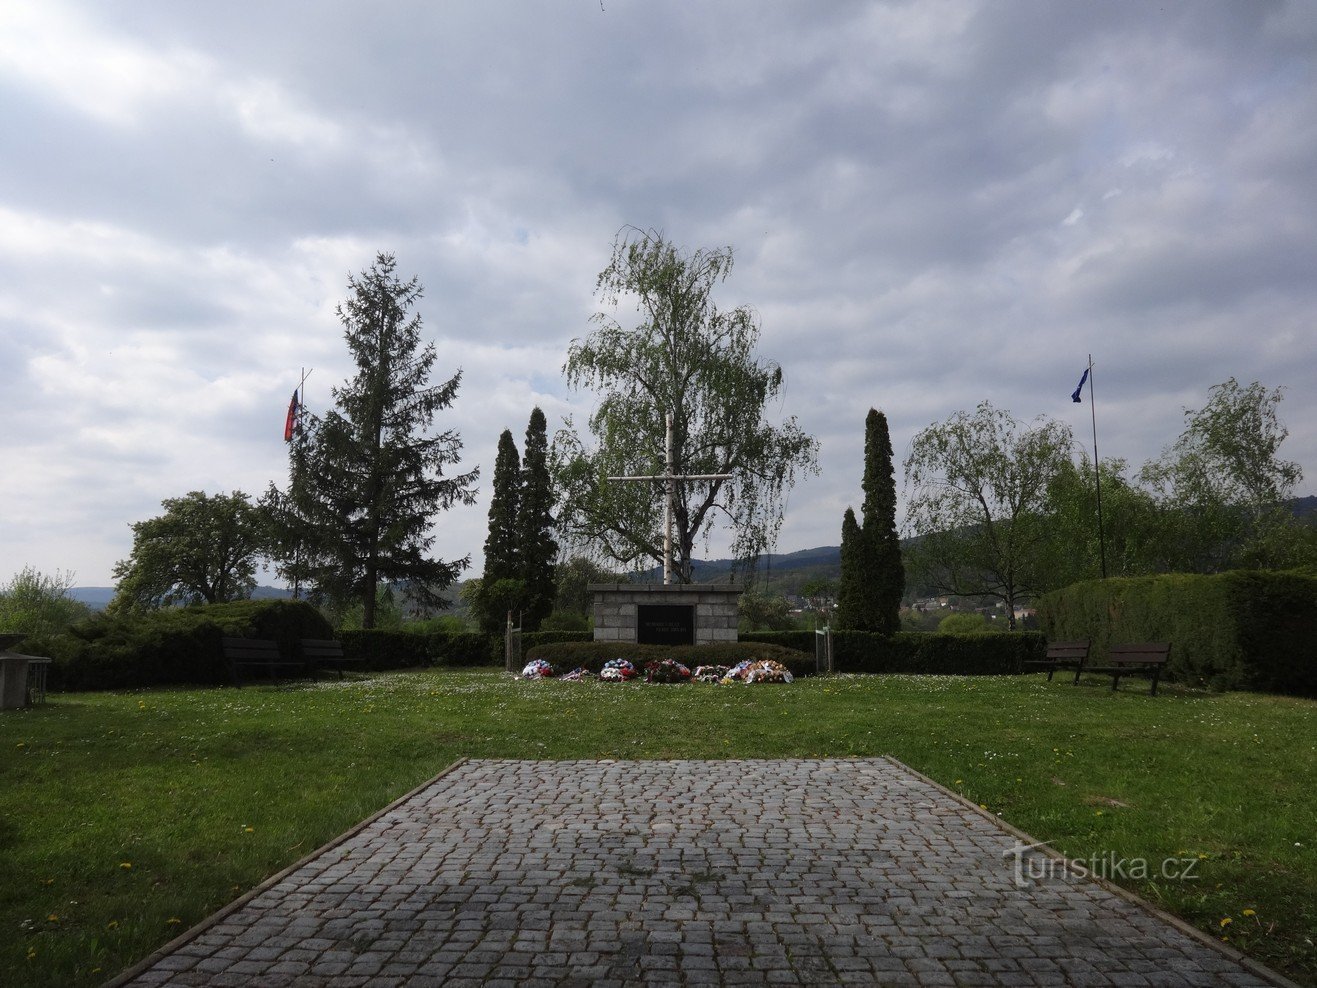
[[524, 640, 813, 678], [36, 600, 332, 691]]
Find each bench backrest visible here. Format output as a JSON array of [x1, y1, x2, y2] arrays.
[[1108, 642, 1171, 665], [1046, 640, 1090, 661], [221, 637, 283, 660], [300, 638, 344, 661]]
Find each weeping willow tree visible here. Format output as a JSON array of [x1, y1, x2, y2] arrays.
[[551, 228, 819, 583]]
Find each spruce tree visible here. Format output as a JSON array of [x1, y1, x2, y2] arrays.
[[273, 253, 477, 628], [519, 407, 558, 631]]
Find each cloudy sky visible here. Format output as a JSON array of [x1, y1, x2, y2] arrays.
[[3, 1, 1315, 589]]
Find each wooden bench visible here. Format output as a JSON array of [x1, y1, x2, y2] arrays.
[[299, 638, 363, 679], [1026, 640, 1091, 683], [1080, 642, 1172, 696], [222, 637, 306, 685]]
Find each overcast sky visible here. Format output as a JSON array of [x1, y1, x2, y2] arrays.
[[3, 1, 1315, 589]]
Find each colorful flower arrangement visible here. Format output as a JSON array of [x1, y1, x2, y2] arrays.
[[644, 659, 692, 683], [692, 665, 730, 683], [722, 659, 793, 684], [599, 658, 639, 682], [521, 659, 555, 679]]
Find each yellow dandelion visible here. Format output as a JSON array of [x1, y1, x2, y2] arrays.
[[1242, 909, 1256, 917], [167, 917, 182, 925], [1095, 810, 1104, 816], [107, 920, 119, 930], [120, 861, 132, 870], [47, 913, 59, 922], [26, 949, 36, 961], [1219, 917, 1232, 928]]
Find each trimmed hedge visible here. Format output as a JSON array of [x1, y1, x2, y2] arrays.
[[524, 641, 814, 678], [336, 629, 594, 670], [1037, 570, 1317, 695], [31, 600, 333, 692], [741, 630, 1041, 675]]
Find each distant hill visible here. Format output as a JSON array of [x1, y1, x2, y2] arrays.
[[631, 545, 841, 595], [67, 585, 293, 611]]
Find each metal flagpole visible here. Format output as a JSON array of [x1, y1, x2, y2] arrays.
[[1086, 354, 1107, 579], [289, 368, 312, 599]]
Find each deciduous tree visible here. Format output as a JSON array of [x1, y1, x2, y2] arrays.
[[903, 402, 1073, 629], [1140, 377, 1307, 570], [0, 567, 92, 635], [111, 491, 265, 611], [552, 228, 819, 581]]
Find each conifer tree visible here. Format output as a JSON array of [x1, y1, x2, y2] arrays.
[[271, 253, 477, 628], [836, 408, 904, 632], [835, 507, 864, 629], [475, 429, 523, 634], [519, 407, 558, 631], [862, 408, 904, 634], [483, 430, 522, 583]]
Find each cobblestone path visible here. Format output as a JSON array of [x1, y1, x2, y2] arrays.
[[115, 758, 1289, 987]]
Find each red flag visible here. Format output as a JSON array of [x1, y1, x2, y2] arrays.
[[283, 389, 300, 442]]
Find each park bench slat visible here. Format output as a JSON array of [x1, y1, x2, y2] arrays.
[[299, 638, 364, 680], [1081, 642, 1171, 696], [222, 637, 306, 686], [1025, 640, 1091, 683]]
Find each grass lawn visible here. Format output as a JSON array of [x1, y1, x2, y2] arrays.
[[1, 670, 1314, 986]]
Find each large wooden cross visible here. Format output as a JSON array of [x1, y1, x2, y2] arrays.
[[608, 412, 732, 585]]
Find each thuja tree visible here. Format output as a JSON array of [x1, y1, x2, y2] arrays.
[[519, 407, 558, 630], [270, 253, 477, 629], [472, 429, 523, 634], [552, 228, 819, 581], [836, 408, 904, 633], [835, 508, 865, 630]]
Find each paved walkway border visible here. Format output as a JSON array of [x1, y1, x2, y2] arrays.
[[893, 760, 1299, 988], [103, 759, 473, 988], [103, 756, 1300, 987]]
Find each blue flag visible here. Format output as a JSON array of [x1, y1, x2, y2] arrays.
[[1071, 368, 1089, 403]]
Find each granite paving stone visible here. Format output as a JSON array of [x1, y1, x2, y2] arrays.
[[112, 758, 1291, 987]]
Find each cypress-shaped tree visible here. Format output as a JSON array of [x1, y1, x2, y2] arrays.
[[484, 430, 522, 582], [861, 408, 904, 634], [836, 408, 904, 632], [835, 507, 864, 630], [477, 429, 523, 634], [519, 407, 558, 631], [272, 253, 477, 629]]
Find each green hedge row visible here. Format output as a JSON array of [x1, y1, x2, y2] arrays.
[[523, 640, 812, 677], [1037, 570, 1317, 695], [741, 630, 1042, 675], [27, 600, 333, 692], [337, 629, 593, 670]]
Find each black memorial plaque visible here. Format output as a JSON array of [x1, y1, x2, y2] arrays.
[[636, 604, 695, 646]]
